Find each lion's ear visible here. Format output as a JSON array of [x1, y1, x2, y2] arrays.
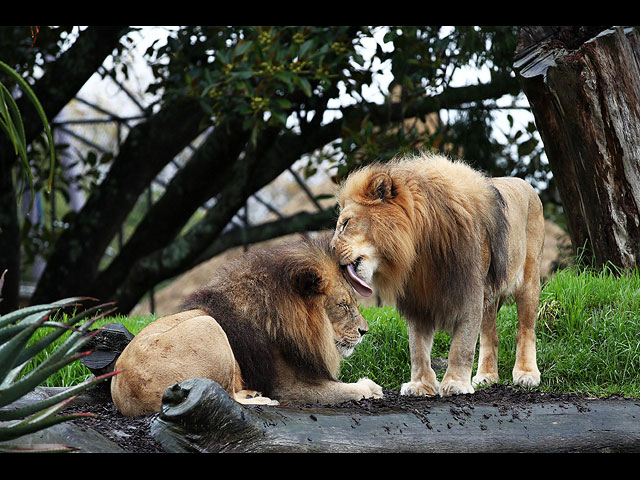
[[367, 172, 394, 203], [292, 266, 328, 296]]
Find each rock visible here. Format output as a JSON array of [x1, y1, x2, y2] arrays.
[[81, 322, 134, 376], [0, 421, 125, 453]]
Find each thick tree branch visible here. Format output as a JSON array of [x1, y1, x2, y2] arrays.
[[110, 116, 343, 312], [111, 146, 269, 312], [22, 26, 131, 145], [31, 96, 206, 304], [89, 116, 250, 300], [344, 71, 522, 127]]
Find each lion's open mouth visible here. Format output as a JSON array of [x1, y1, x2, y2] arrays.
[[344, 257, 373, 297]]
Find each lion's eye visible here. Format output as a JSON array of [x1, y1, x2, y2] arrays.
[[341, 218, 350, 232], [338, 302, 349, 313]]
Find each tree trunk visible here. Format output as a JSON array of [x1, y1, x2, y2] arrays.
[[514, 26, 640, 269], [0, 147, 20, 313]]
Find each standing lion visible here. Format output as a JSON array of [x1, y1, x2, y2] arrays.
[[330, 152, 544, 397]]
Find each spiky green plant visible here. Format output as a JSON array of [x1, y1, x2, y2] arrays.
[[0, 294, 116, 452]]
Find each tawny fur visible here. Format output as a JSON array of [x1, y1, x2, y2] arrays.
[[110, 233, 382, 416], [331, 152, 544, 397]]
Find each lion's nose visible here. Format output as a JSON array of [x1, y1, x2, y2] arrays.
[[358, 327, 368, 336]]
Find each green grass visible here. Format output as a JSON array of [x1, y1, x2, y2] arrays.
[[24, 266, 640, 398], [23, 314, 159, 388], [341, 264, 640, 398]]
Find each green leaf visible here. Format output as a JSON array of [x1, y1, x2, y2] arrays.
[[229, 71, 254, 80], [0, 60, 56, 192], [0, 298, 87, 330], [0, 316, 47, 384], [234, 39, 254, 58], [15, 304, 114, 368], [0, 371, 117, 422], [0, 396, 93, 443], [274, 70, 294, 90], [517, 137, 538, 157], [270, 110, 288, 126], [298, 39, 315, 58], [0, 349, 93, 408], [273, 98, 292, 110], [0, 83, 32, 194], [294, 76, 312, 97]]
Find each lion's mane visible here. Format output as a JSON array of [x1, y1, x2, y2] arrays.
[[181, 234, 343, 396]]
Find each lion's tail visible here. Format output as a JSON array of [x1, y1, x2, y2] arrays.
[[486, 185, 509, 293]]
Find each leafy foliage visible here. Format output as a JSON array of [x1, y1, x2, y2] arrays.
[[150, 27, 372, 143]]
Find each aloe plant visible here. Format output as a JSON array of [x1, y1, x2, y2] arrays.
[[0, 292, 116, 452]]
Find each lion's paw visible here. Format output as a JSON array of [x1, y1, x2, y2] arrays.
[[400, 380, 439, 397], [235, 390, 280, 406], [512, 368, 540, 388], [357, 377, 384, 399], [471, 372, 499, 389], [440, 378, 474, 397]]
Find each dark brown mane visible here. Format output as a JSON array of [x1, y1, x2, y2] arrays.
[[180, 234, 341, 396]]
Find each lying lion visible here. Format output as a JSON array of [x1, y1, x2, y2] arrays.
[[110, 233, 383, 416]]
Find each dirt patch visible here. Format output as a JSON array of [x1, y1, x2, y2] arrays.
[[65, 401, 164, 453], [64, 384, 615, 453]]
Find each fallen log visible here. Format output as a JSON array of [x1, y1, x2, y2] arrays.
[[151, 378, 640, 453]]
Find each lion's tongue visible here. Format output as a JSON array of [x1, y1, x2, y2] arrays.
[[346, 264, 373, 297]]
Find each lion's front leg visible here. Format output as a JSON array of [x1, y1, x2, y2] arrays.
[[310, 378, 384, 404], [440, 309, 482, 397], [472, 299, 501, 388], [400, 319, 439, 397], [274, 377, 383, 405]]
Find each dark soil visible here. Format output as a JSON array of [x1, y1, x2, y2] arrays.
[[65, 401, 165, 453], [64, 384, 615, 453]]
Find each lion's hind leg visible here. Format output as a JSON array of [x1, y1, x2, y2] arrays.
[[233, 390, 279, 406], [512, 261, 542, 388], [512, 280, 541, 387], [512, 197, 544, 388]]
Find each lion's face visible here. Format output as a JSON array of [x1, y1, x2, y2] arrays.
[[330, 199, 380, 298], [324, 275, 370, 357], [331, 167, 423, 303]]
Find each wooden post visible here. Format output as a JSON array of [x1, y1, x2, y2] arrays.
[[514, 26, 640, 269]]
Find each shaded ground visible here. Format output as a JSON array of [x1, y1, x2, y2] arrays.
[[64, 384, 620, 453]]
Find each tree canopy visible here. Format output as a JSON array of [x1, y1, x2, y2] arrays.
[[0, 26, 550, 314]]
